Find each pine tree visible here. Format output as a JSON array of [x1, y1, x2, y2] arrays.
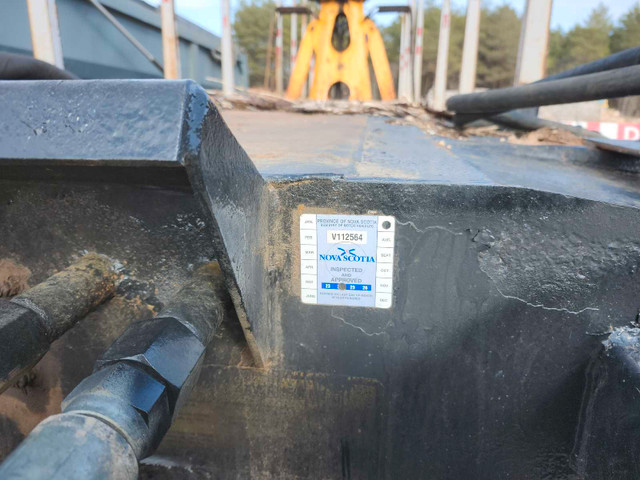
[[546, 29, 566, 75], [234, 0, 294, 87], [383, 3, 466, 95], [551, 4, 611, 72], [476, 5, 520, 88], [610, 3, 640, 52]]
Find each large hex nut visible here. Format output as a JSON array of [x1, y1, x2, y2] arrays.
[[0, 300, 49, 393], [62, 362, 171, 458], [95, 316, 206, 418]]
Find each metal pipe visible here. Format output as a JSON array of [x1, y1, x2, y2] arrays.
[[275, 6, 313, 15], [86, 0, 164, 74], [370, 5, 411, 15], [454, 44, 640, 125], [544, 44, 640, 82], [0, 253, 116, 394], [0, 262, 227, 480], [447, 64, 640, 114]]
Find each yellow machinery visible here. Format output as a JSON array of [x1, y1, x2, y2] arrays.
[[286, 0, 396, 101]]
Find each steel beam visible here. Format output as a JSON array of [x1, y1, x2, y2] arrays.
[[86, 0, 164, 73]]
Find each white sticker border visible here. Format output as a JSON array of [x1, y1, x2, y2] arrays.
[[299, 213, 395, 309]]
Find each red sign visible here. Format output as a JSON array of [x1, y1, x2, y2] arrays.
[[568, 122, 640, 140]]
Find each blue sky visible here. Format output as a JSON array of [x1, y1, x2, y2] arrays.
[[151, 0, 639, 36]]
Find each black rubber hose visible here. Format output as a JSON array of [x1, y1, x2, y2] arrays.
[[0, 52, 78, 80], [0, 262, 228, 480], [543, 45, 640, 82], [451, 45, 640, 125], [447, 64, 640, 115]]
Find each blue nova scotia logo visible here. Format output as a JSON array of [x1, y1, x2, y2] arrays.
[[320, 247, 375, 263]]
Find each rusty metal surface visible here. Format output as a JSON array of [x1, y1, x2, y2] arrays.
[[0, 177, 215, 461], [0, 263, 229, 478], [12, 253, 116, 340], [0, 254, 117, 394]]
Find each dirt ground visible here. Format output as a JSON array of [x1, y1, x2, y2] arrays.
[[210, 89, 592, 147]]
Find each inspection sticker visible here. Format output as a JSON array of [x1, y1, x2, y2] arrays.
[[300, 214, 395, 308]]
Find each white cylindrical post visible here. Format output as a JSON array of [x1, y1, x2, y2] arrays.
[[221, 0, 234, 94], [397, 12, 406, 99], [291, 1, 298, 75], [432, 0, 450, 110], [404, 12, 413, 100], [413, 0, 424, 100], [26, 0, 65, 68], [514, 0, 553, 85], [275, 4, 284, 95], [459, 0, 481, 93], [300, 0, 309, 96], [161, 0, 181, 79], [398, 12, 413, 101]]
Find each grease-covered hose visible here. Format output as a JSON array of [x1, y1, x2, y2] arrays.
[[0, 52, 77, 80]]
